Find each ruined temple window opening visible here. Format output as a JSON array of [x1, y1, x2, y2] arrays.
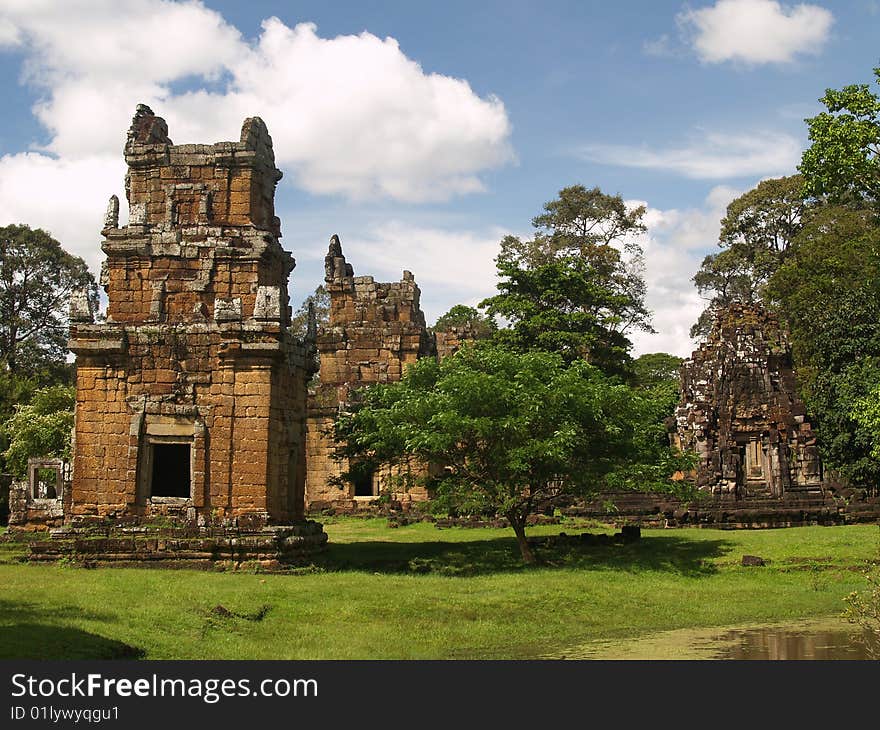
[[149, 442, 192, 499], [31, 466, 60, 500], [352, 463, 377, 498]]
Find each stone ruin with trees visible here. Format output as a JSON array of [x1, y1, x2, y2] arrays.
[[7, 64, 880, 561]]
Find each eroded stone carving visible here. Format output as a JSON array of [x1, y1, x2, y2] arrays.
[[69, 288, 94, 323], [104, 194, 119, 230]]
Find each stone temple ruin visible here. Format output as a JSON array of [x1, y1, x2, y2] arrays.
[[6, 104, 483, 558], [11, 106, 876, 550], [573, 302, 880, 527], [305, 235, 435, 510], [9, 105, 326, 565], [675, 302, 823, 497]]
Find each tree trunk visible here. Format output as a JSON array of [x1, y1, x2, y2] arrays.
[[507, 513, 537, 565]]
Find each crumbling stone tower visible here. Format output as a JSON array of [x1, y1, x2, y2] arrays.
[[675, 302, 823, 496], [305, 235, 433, 509], [68, 105, 314, 525]]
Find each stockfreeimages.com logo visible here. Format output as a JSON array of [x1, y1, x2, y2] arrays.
[[11, 673, 317, 704]]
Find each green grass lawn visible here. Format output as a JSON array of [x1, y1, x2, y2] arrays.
[[0, 519, 878, 659]]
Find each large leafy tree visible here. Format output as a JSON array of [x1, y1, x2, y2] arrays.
[[800, 67, 880, 205], [691, 175, 811, 338], [0, 224, 96, 375], [765, 204, 880, 488], [290, 284, 329, 339], [481, 186, 653, 377], [1, 385, 75, 479], [433, 305, 496, 338], [334, 343, 692, 564]]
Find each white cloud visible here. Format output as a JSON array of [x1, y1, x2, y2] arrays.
[[334, 222, 509, 324], [577, 129, 802, 179], [0, 17, 21, 46], [629, 185, 741, 357], [0, 1, 514, 263], [0, 153, 127, 272], [679, 0, 834, 65]]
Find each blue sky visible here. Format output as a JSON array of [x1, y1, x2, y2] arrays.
[[0, 0, 878, 356]]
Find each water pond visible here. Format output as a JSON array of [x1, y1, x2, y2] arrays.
[[553, 618, 877, 660]]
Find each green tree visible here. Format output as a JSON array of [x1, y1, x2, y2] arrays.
[[691, 176, 811, 338], [290, 284, 329, 339], [334, 343, 691, 564], [800, 67, 880, 204], [632, 352, 684, 423], [0, 224, 96, 375], [433, 305, 496, 337], [481, 185, 653, 377], [765, 204, 880, 488], [1, 385, 75, 479], [632, 352, 684, 390]]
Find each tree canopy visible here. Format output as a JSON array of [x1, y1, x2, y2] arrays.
[[765, 203, 880, 487], [691, 175, 811, 338], [800, 66, 880, 205], [433, 305, 496, 337], [481, 185, 653, 377], [334, 343, 691, 563], [0, 224, 95, 375], [1, 385, 75, 479]]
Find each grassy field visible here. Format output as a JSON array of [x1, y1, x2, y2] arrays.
[[0, 518, 878, 659]]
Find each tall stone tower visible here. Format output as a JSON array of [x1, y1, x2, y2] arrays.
[[68, 105, 314, 526], [304, 235, 433, 509]]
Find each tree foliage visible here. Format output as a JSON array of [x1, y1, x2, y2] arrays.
[[765, 204, 880, 488], [0, 224, 96, 374], [290, 284, 329, 339], [1, 385, 75, 479], [800, 67, 880, 205], [481, 185, 653, 377], [691, 176, 811, 338], [631, 352, 683, 390], [433, 305, 496, 337], [333, 343, 692, 563]]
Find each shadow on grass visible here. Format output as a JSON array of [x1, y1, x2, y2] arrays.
[[0, 600, 144, 659], [318, 534, 734, 577]]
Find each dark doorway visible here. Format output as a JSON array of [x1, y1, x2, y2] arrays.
[[151, 443, 191, 498], [351, 462, 375, 497]]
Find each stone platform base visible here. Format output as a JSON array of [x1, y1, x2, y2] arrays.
[[20, 520, 328, 571], [566, 490, 880, 529]]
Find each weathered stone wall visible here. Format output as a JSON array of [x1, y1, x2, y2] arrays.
[[676, 302, 823, 496], [67, 105, 313, 527], [305, 236, 433, 509], [7, 459, 69, 530], [434, 325, 483, 361]]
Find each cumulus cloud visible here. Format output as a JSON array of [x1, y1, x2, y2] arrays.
[[330, 222, 508, 324], [577, 129, 802, 179], [0, 17, 21, 46], [0, 154, 127, 272], [678, 0, 834, 65], [0, 1, 513, 268], [628, 185, 741, 357]]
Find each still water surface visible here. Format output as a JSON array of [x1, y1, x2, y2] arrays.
[[555, 618, 876, 660]]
